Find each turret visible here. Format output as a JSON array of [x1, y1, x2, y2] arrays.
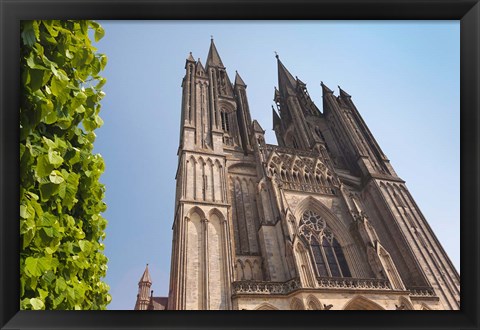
[[135, 264, 152, 310]]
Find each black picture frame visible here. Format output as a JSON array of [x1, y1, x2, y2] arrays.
[[1, 0, 478, 329]]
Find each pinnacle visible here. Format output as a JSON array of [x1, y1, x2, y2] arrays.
[[338, 85, 351, 98], [235, 71, 247, 87], [321, 81, 333, 94], [139, 264, 152, 284]]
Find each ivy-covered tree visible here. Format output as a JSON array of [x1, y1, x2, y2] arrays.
[[20, 20, 110, 310]]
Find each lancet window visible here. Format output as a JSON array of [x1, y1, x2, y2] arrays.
[[221, 110, 230, 132], [299, 210, 351, 278]]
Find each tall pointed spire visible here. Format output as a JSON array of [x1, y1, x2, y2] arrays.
[[206, 38, 225, 69], [276, 54, 297, 96], [139, 264, 152, 284]]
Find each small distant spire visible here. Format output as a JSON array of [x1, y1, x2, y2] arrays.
[[274, 51, 279, 59], [139, 263, 152, 284], [186, 52, 195, 62], [210, 35, 214, 40]]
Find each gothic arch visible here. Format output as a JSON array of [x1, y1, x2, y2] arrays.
[[419, 303, 431, 310], [290, 297, 305, 310], [186, 206, 206, 220], [343, 295, 385, 310], [234, 259, 244, 280], [208, 208, 225, 221], [185, 210, 204, 309], [227, 162, 256, 171], [306, 295, 322, 310], [243, 260, 253, 280], [255, 303, 279, 310], [398, 296, 414, 310], [207, 211, 228, 309], [293, 196, 352, 246], [294, 240, 316, 287]]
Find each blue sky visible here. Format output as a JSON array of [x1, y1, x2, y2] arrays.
[[92, 21, 460, 310]]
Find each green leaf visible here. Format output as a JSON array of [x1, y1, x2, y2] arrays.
[[48, 149, 63, 166], [28, 69, 45, 92], [39, 182, 60, 201], [50, 76, 67, 97], [37, 288, 48, 300], [42, 20, 59, 37], [25, 256, 51, 277], [94, 26, 105, 42], [78, 240, 92, 253], [21, 21, 36, 47], [49, 170, 64, 184], [30, 298, 44, 310], [42, 136, 57, 149], [36, 155, 54, 177]]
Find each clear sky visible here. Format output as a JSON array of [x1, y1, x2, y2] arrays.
[[93, 21, 460, 310]]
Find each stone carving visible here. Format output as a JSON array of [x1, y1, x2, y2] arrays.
[[232, 278, 301, 295], [316, 277, 391, 290], [408, 287, 437, 298]]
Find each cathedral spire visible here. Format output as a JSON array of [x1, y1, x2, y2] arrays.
[[276, 55, 297, 97], [206, 38, 225, 69], [139, 263, 152, 284]]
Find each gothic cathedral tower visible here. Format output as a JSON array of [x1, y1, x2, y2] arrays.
[[167, 40, 460, 310]]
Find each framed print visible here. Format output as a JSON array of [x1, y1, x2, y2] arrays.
[[1, 0, 479, 329]]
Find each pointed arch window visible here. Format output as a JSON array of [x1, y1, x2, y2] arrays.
[[221, 110, 230, 132], [299, 210, 351, 278]]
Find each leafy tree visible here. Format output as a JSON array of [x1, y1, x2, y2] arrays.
[[20, 20, 110, 310]]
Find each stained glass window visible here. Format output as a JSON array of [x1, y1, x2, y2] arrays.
[[300, 210, 351, 278]]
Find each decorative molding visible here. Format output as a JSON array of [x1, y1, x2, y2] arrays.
[[232, 278, 301, 295], [316, 277, 391, 290], [407, 286, 437, 299], [231, 276, 407, 296]]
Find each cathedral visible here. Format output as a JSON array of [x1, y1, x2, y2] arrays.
[[135, 39, 460, 310]]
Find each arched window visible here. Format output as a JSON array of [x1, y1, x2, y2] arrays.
[[221, 110, 230, 132], [299, 210, 351, 278]]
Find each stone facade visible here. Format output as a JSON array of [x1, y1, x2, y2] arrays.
[[138, 39, 460, 310]]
